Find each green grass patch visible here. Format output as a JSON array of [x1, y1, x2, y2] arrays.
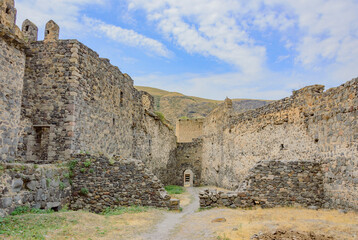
[[101, 206, 151, 216], [164, 185, 185, 194], [0, 211, 67, 239]]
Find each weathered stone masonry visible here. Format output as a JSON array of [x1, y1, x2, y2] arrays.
[[0, 2, 26, 162], [0, 163, 71, 217], [0, 0, 178, 216], [70, 154, 178, 213], [200, 81, 358, 210], [169, 139, 203, 187], [200, 160, 324, 209]]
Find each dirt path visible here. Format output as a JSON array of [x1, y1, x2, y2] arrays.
[[140, 188, 358, 240], [141, 187, 200, 240]]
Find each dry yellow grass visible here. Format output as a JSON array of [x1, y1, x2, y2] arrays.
[[46, 210, 164, 240], [176, 207, 358, 240], [170, 191, 193, 207]]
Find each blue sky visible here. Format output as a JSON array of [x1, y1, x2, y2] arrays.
[[16, 0, 358, 100]]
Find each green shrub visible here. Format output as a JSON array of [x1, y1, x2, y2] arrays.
[[84, 159, 91, 168], [164, 185, 185, 194], [80, 188, 89, 195], [80, 168, 86, 173], [155, 111, 165, 122], [109, 158, 115, 165], [59, 182, 65, 190]]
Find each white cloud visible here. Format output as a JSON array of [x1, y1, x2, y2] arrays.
[[127, 0, 358, 99], [15, 0, 107, 38], [15, 0, 170, 57], [128, 0, 267, 77], [83, 17, 171, 57]]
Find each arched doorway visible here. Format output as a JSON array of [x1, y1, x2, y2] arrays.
[[183, 169, 194, 187]]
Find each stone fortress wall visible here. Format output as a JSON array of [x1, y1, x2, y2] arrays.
[[199, 80, 358, 210], [175, 118, 204, 143], [0, 0, 26, 163], [0, 0, 178, 217], [1, 0, 357, 217]]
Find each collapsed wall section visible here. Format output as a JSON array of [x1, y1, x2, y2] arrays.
[[201, 79, 358, 210], [69, 154, 179, 213]]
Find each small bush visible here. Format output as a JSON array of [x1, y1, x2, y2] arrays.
[[68, 160, 78, 171], [84, 159, 91, 168], [59, 182, 65, 190], [164, 185, 185, 194], [155, 111, 165, 122], [80, 188, 89, 196], [80, 168, 86, 173], [109, 158, 115, 165]]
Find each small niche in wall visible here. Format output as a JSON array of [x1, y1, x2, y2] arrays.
[[34, 126, 51, 161]]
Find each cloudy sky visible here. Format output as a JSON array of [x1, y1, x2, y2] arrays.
[[16, 0, 358, 100]]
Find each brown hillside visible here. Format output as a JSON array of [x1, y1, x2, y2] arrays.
[[135, 86, 272, 125]]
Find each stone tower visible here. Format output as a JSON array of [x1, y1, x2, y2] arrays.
[[224, 97, 232, 108], [44, 20, 59, 42], [22, 19, 38, 42], [0, 0, 17, 29]]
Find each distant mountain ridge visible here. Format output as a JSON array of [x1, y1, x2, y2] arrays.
[[135, 86, 272, 125]]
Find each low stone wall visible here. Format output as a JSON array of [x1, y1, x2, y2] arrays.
[[0, 163, 71, 217], [200, 160, 324, 209], [69, 154, 179, 213]]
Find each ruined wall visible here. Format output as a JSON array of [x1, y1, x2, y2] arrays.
[[15, 38, 177, 182], [0, 163, 71, 217], [69, 154, 179, 213], [199, 161, 324, 208], [72, 41, 177, 181], [170, 139, 203, 186], [201, 79, 358, 210], [176, 118, 204, 143], [200, 160, 324, 209]]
